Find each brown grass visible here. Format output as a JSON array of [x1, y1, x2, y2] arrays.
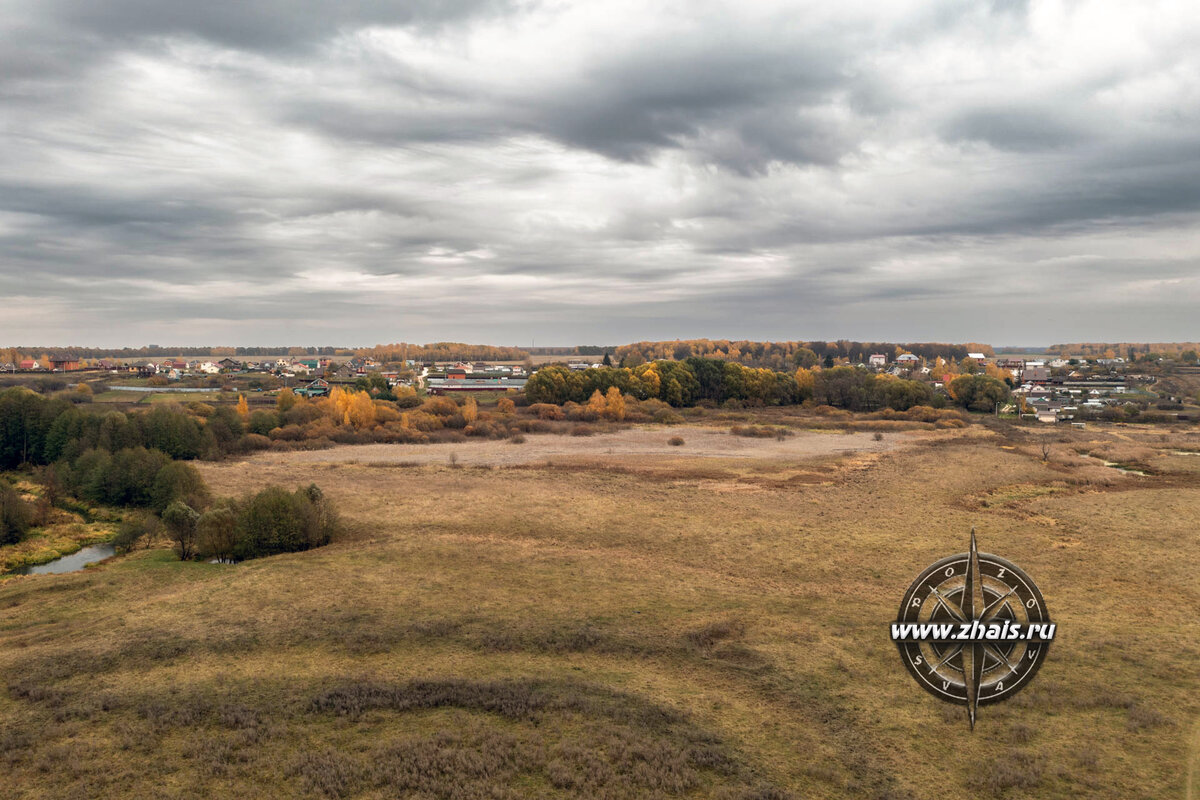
[[1, 418, 1197, 798]]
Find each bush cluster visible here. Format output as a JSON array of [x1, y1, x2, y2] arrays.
[[0, 481, 32, 545], [160, 484, 340, 563], [63, 448, 210, 511]]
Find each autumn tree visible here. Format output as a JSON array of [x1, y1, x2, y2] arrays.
[[236, 394, 249, 417], [496, 397, 515, 415], [604, 386, 626, 420], [277, 387, 296, 413], [948, 375, 1010, 412], [462, 397, 478, 425], [0, 482, 32, 545], [794, 367, 815, 403], [587, 389, 607, 417], [162, 500, 200, 561], [345, 391, 376, 429], [197, 506, 238, 563], [792, 348, 819, 369]]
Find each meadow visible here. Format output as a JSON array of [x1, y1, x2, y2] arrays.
[[1, 419, 1197, 799]]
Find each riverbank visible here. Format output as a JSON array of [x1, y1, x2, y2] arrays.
[[0, 521, 118, 574]]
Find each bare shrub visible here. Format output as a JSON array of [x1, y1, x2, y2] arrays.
[[686, 619, 745, 651], [1006, 722, 1034, 744], [288, 747, 361, 799], [967, 750, 1043, 795], [668, 436, 685, 446], [1072, 745, 1099, 769], [1126, 704, 1172, 731], [238, 433, 272, 452], [529, 403, 565, 421], [730, 425, 789, 438]]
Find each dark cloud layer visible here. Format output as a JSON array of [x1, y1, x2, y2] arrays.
[[1, 0, 1198, 346]]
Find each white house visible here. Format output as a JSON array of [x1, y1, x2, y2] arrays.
[[868, 354, 887, 368]]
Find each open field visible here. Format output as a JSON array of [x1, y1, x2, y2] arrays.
[[1, 421, 1198, 798], [251, 426, 904, 468]]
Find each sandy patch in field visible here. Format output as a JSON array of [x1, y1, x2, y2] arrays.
[[242, 426, 912, 468]]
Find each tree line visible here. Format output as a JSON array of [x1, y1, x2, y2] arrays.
[[0, 387, 341, 561], [1047, 342, 1200, 359], [612, 340, 995, 369], [525, 359, 1011, 413], [355, 342, 529, 363]]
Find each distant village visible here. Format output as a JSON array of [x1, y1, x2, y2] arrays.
[[860, 351, 1166, 423], [2, 348, 1190, 423], [0, 354, 530, 398]]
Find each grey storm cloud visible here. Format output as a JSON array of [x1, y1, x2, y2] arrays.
[[1, 0, 1199, 347]]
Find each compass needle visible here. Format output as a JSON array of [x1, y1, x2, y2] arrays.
[[963, 530, 984, 730], [933, 644, 963, 671], [928, 588, 967, 622], [982, 642, 1019, 674], [981, 588, 1017, 622]]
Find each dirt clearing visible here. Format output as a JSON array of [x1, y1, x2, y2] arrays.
[[245, 425, 914, 467]]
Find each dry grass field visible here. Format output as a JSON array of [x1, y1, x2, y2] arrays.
[[1, 421, 1198, 799]]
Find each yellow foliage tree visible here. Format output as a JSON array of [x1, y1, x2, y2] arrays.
[[462, 397, 478, 424], [327, 386, 352, 424], [236, 394, 249, 417], [633, 365, 661, 398], [587, 389, 606, 417], [604, 386, 626, 420], [277, 387, 296, 413], [984, 363, 1011, 383], [496, 397, 515, 415], [346, 390, 376, 429], [794, 367, 815, 396]]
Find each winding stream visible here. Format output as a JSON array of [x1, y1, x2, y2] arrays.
[[14, 544, 116, 575]]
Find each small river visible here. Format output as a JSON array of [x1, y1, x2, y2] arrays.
[[15, 544, 116, 575]]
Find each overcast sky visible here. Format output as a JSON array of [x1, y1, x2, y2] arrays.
[[2, 0, 1198, 347]]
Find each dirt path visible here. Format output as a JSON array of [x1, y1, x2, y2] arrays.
[[246, 426, 911, 468]]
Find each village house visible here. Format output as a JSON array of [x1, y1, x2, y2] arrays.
[[868, 354, 887, 368], [295, 379, 330, 398], [1022, 366, 1051, 384]]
